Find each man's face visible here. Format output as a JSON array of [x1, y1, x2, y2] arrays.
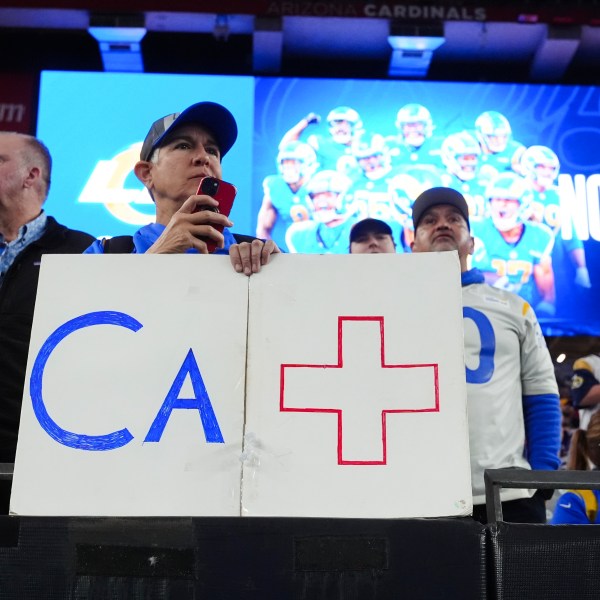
[[0, 134, 28, 204], [144, 124, 223, 205], [350, 230, 396, 254], [411, 204, 474, 264]]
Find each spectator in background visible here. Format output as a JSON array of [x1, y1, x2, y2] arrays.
[[570, 354, 600, 430], [0, 132, 95, 514], [550, 411, 600, 525], [348, 218, 397, 254], [410, 186, 561, 523], [558, 377, 579, 466]]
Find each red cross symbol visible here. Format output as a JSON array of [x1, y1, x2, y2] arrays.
[[280, 316, 439, 465]]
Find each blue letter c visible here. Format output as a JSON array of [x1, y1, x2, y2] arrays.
[[29, 311, 142, 451]]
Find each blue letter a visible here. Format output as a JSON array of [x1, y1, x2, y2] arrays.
[[144, 349, 224, 444]]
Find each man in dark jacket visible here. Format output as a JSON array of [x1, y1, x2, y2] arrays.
[[0, 132, 95, 513]]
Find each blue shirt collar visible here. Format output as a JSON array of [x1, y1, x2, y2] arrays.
[[0, 211, 47, 284], [0, 210, 47, 246], [461, 268, 485, 287]]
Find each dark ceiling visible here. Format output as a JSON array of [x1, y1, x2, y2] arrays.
[[1, 3, 600, 83]]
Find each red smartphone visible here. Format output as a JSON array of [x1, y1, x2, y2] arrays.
[[195, 176, 237, 253]]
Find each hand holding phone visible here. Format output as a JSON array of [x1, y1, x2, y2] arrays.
[[194, 176, 237, 253]]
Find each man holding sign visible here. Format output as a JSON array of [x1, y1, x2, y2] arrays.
[[410, 187, 561, 523], [85, 101, 280, 275]]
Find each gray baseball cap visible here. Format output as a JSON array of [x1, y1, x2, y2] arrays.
[[140, 101, 238, 161], [412, 187, 470, 230]]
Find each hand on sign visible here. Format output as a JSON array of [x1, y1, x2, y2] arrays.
[[229, 239, 281, 276]]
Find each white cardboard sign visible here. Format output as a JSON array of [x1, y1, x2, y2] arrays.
[[11, 252, 471, 518]]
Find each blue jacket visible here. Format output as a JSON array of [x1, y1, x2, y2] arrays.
[[84, 223, 238, 254]]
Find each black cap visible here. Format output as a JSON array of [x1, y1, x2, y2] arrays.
[[140, 101, 238, 161], [350, 218, 393, 243], [412, 187, 470, 230]]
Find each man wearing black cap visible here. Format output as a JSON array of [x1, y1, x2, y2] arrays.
[[411, 186, 561, 524], [85, 101, 279, 275], [349, 218, 397, 254]]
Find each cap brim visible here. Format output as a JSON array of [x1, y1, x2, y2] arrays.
[[412, 187, 470, 230], [151, 101, 238, 159], [350, 218, 393, 243]]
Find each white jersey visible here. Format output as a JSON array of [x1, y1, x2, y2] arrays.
[[462, 271, 559, 504], [572, 354, 600, 430]]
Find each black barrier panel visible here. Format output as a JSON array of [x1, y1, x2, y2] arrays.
[[0, 516, 486, 600], [76, 544, 196, 578], [0, 516, 18, 548], [0, 518, 71, 600], [487, 521, 600, 600], [294, 536, 388, 571], [191, 517, 486, 600]]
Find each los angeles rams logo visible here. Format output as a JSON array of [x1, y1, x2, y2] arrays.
[[78, 143, 155, 226]]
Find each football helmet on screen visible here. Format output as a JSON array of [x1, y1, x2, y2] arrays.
[[277, 141, 318, 184], [486, 172, 533, 231], [327, 106, 363, 144], [353, 133, 391, 179], [307, 169, 351, 197], [395, 103, 433, 146], [520, 145, 560, 189], [441, 131, 481, 181], [475, 111, 512, 153], [389, 166, 443, 215], [306, 169, 352, 223]]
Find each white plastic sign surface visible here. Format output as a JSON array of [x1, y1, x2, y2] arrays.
[[11, 255, 248, 516], [11, 252, 471, 518], [243, 254, 471, 518]]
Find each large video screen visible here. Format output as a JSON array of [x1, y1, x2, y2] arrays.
[[38, 72, 600, 336]]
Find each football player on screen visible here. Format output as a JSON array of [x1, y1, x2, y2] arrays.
[[521, 145, 591, 288], [279, 106, 364, 175], [285, 169, 357, 254], [385, 103, 444, 170], [256, 141, 318, 246], [470, 172, 556, 316], [388, 165, 444, 248], [474, 110, 526, 175], [343, 133, 410, 250], [439, 131, 489, 220]]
